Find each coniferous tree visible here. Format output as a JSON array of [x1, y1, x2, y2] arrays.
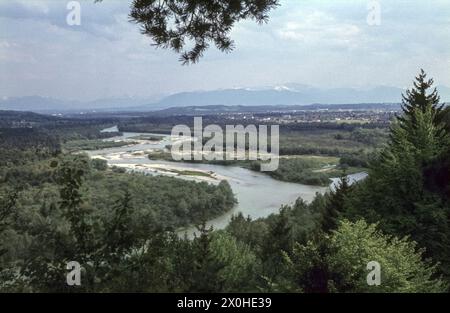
[[125, 0, 279, 64], [283, 231, 332, 293], [375, 70, 448, 195], [191, 221, 225, 292], [262, 206, 293, 259], [438, 106, 450, 133], [399, 69, 443, 127], [345, 70, 450, 281], [322, 175, 352, 233], [425, 106, 450, 200]]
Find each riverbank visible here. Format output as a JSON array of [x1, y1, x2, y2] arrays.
[[85, 129, 367, 237], [146, 150, 365, 187]]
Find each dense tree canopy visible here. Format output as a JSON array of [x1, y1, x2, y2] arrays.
[[343, 70, 450, 280], [283, 220, 447, 293], [1, 69, 449, 293]]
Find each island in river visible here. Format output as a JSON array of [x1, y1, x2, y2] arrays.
[[86, 127, 367, 237]]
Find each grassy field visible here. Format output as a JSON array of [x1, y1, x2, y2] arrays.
[[279, 128, 387, 156], [281, 155, 340, 163], [69, 127, 385, 186], [147, 151, 363, 186], [63, 139, 135, 152], [128, 134, 166, 141], [267, 155, 363, 186]]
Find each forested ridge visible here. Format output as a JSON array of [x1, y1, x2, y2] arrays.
[[0, 71, 449, 292], [0, 117, 236, 291]]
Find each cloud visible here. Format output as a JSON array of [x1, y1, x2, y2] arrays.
[[0, 0, 449, 100], [0, 0, 128, 41], [0, 0, 49, 19], [15, 0, 49, 14], [278, 10, 362, 48]]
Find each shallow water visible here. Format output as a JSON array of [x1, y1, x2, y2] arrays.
[[88, 129, 366, 237]]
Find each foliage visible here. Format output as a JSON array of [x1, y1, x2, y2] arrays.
[[267, 158, 334, 186], [127, 0, 279, 64], [0, 147, 237, 292], [321, 175, 352, 233], [284, 220, 447, 293], [343, 70, 450, 280], [1, 70, 449, 293], [63, 139, 132, 153], [399, 69, 443, 128], [209, 231, 260, 292]]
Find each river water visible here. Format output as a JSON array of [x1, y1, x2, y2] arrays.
[[89, 127, 366, 236]]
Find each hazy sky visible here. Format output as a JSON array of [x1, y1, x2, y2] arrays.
[[0, 0, 449, 101]]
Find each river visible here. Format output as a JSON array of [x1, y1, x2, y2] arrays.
[[88, 126, 366, 237]]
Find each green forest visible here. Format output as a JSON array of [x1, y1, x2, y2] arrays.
[[0, 71, 449, 292]]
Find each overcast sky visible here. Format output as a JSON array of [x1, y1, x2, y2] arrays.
[[0, 0, 449, 101]]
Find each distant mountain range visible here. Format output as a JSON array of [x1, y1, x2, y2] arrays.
[[150, 84, 450, 109], [152, 103, 403, 116], [1, 84, 449, 113]]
